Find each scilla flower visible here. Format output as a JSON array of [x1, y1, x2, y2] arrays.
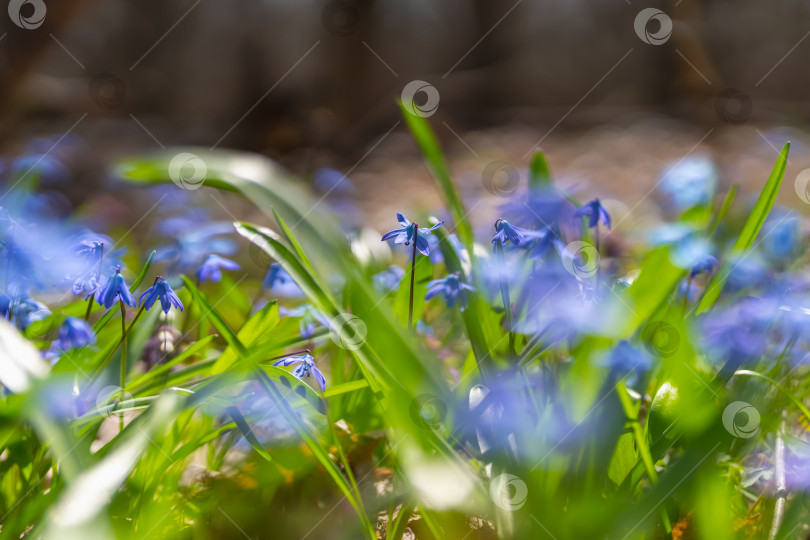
[[491, 219, 542, 250], [97, 266, 135, 308], [139, 276, 184, 314], [51, 317, 96, 351], [196, 254, 240, 283], [68, 240, 104, 296], [425, 272, 475, 310], [381, 212, 444, 256], [574, 198, 611, 229], [273, 353, 326, 391], [689, 255, 719, 278]]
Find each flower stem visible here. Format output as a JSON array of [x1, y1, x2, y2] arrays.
[[119, 300, 127, 432], [768, 410, 787, 540], [265, 349, 311, 363], [84, 293, 95, 321], [495, 243, 515, 351], [408, 226, 418, 329], [84, 304, 145, 393]]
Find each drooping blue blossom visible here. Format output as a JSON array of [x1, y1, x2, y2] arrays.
[[498, 185, 574, 229], [263, 263, 303, 297], [574, 198, 611, 229], [528, 226, 565, 259], [425, 272, 475, 310], [0, 294, 50, 331], [97, 266, 135, 308], [139, 277, 183, 314], [381, 213, 444, 256], [273, 353, 326, 391], [491, 219, 544, 250], [373, 265, 405, 293], [279, 304, 330, 339], [67, 240, 105, 297], [761, 211, 799, 262], [154, 213, 237, 275], [647, 224, 712, 270], [195, 254, 240, 283], [51, 317, 96, 351], [690, 255, 719, 278], [659, 155, 717, 211]]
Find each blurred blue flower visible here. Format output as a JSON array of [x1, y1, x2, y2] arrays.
[[381, 213, 444, 256], [528, 227, 565, 259], [273, 353, 326, 391], [373, 265, 405, 293], [97, 266, 135, 308], [761, 211, 799, 262], [647, 224, 712, 270], [599, 341, 651, 388], [280, 304, 329, 339], [699, 296, 776, 362], [690, 255, 719, 278], [51, 317, 96, 351], [67, 240, 105, 297], [659, 155, 717, 211], [8, 154, 71, 187], [574, 198, 611, 229], [196, 254, 240, 283], [0, 294, 50, 331], [139, 277, 183, 314], [155, 216, 237, 275], [263, 263, 303, 296], [498, 185, 573, 229], [425, 272, 475, 310]]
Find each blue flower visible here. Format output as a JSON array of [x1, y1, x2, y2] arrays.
[[574, 198, 611, 229], [195, 254, 240, 283], [425, 272, 475, 310], [659, 155, 717, 211], [97, 266, 135, 308], [280, 304, 329, 339], [600, 341, 651, 388], [381, 213, 444, 256], [263, 263, 303, 296], [272, 353, 326, 391], [51, 317, 96, 351], [67, 240, 105, 297], [491, 219, 543, 250], [373, 265, 405, 293], [690, 255, 719, 278], [0, 294, 50, 331], [139, 277, 184, 314]]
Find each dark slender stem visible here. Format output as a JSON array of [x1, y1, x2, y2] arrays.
[[84, 304, 145, 393], [594, 223, 600, 290], [409, 226, 418, 329], [265, 349, 311, 363], [84, 293, 95, 321]]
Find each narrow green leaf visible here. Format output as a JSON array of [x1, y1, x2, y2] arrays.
[[528, 151, 552, 188]]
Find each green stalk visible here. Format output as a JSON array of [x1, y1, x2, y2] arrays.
[[119, 300, 127, 432], [84, 294, 95, 321], [495, 242, 515, 351]]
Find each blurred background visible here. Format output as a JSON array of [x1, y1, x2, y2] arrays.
[[2, 0, 810, 228]]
